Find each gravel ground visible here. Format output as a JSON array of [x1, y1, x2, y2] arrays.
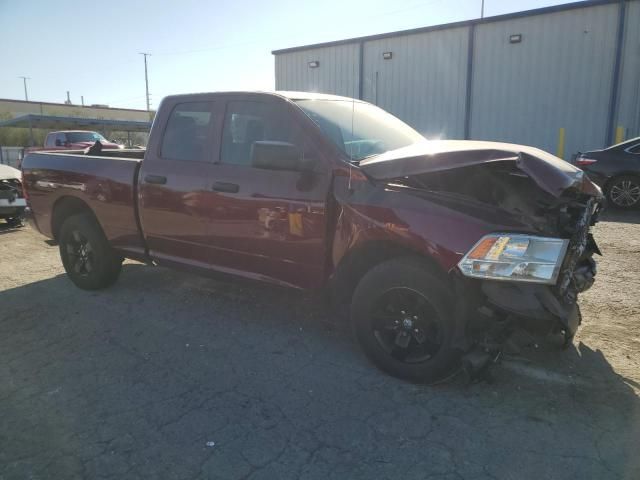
[[1, 211, 639, 480]]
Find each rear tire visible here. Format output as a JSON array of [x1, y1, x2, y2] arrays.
[[351, 257, 461, 383], [607, 175, 640, 209], [58, 214, 122, 290]]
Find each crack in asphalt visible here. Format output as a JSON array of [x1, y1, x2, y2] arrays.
[[1, 222, 640, 479]]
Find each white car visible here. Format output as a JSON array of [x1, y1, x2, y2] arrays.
[[0, 164, 26, 227]]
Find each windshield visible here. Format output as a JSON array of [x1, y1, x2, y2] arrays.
[[65, 131, 107, 143], [295, 100, 424, 161]]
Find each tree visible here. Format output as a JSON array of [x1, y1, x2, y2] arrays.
[[0, 113, 46, 147]]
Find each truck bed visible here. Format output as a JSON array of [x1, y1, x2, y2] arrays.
[[21, 150, 146, 255]]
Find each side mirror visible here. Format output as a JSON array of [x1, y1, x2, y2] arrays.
[[251, 141, 302, 171]]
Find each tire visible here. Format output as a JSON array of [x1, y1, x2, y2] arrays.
[[351, 257, 461, 383], [5, 216, 23, 227], [606, 175, 640, 209], [58, 213, 122, 290]]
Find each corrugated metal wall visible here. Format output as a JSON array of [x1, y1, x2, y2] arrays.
[[274, 43, 360, 98], [274, 0, 640, 156], [361, 27, 469, 138], [470, 3, 618, 156], [617, 0, 640, 139]]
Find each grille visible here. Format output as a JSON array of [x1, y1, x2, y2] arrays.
[[556, 197, 599, 302], [0, 178, 24, 201]]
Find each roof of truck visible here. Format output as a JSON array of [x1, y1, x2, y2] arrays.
[[274, 91, 362, 101], [162, 91, 362, 102]]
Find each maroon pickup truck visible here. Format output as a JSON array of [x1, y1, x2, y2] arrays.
[[21, 91, 603, 382]]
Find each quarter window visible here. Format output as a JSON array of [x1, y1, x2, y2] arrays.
[[161, 102, 214, 161], [221, 101, 293, 166]]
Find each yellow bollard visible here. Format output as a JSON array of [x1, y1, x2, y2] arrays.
[[556, 127, 565, 159], [615, 126, 625, 145]]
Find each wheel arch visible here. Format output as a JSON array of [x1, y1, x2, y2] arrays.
[[51, 196, 100, 241], [330, 239, 451, 307], [603, 172, 640, 191]]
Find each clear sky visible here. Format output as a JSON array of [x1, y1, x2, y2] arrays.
[[1, 0, 577, 110]]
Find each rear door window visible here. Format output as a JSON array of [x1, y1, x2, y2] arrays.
[[161, 102, 214, 162]]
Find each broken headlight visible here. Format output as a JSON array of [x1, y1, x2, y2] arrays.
[[458, 234, 569, 284]]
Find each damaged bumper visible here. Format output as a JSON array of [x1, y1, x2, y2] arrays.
[[0, 186, 26, 219], [486, 197, 600, 339], [482, 281, 583, 339], [455, 197, 601, 351], [0, 164, 26, 221]]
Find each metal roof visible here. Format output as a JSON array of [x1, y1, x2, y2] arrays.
[[0, 114, 151, 132], [0, 98, 149, 113], [272, 0, 630, 54]]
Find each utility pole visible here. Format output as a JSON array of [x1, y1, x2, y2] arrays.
[[481, 0, 485, 18], [139, 52, 151, 111], [19, 76, 30, 101], [81, 95, 85, 106]]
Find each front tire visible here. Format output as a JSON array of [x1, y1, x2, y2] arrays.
[[5, 216, 23, 227], [607, 175, 640, 209], [58, 214, 122, 290], [351, 257, 461, 383]]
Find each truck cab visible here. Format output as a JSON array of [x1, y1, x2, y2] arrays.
[[137, 92, 336, 288]]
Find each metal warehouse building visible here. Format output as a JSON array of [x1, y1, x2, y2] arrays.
[[273, 0, 640, 158]]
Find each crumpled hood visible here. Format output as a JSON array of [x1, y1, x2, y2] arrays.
[[0, 164, 21, 181], [360, 140, 598, 198]]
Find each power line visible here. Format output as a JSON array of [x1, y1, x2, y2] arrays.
[[369, 0, 446, 19], [154, 39, 269, 57], [154, 1, 448, 57]]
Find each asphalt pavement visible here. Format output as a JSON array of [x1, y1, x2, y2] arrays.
[[1, 219, 639, 480]]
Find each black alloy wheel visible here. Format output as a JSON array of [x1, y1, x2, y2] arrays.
[[65, 230, 95, 277], [371, 287, 443, 364], [608, 176, 640, 208], [58, 213, 122, 290], [351, 257, 461, 383]]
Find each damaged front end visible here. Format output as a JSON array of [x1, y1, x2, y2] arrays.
[[360, 140, 604, 378], [476, 195, 601, 344], [457, 194, 601, 380], [0, 164, 27, 226]]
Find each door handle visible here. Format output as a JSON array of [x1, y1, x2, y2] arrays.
[[212, 181, 239, 193], [144, 174, 167, 185]]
